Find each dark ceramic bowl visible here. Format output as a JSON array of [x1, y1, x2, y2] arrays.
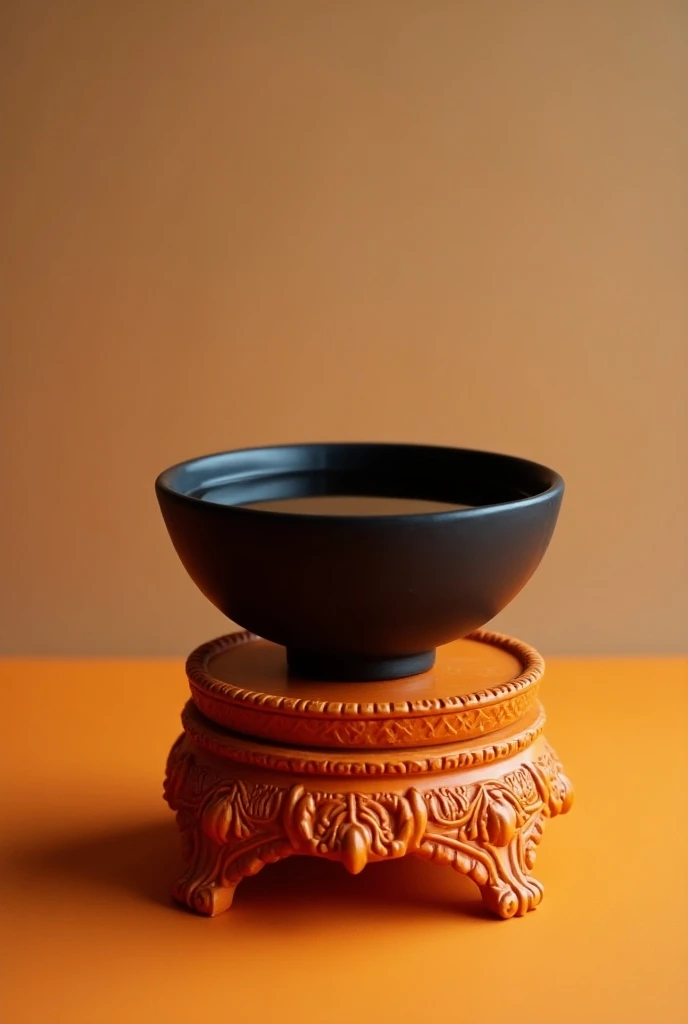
[[156, 443, 563, 681]]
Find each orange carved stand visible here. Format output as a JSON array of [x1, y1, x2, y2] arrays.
[[164, 630, 573, 919]]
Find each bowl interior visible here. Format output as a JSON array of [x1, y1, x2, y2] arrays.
[[158, 443, 559, 516]]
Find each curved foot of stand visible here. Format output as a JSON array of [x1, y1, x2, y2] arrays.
[[168, 833, 294, 916], [286, 647, 435, 682], [413, 840, 546, 919], [479, 870, 545, 919], [172, 874, 236, 916], [411, 751, 572, 920], [164, 736, 297, 917]]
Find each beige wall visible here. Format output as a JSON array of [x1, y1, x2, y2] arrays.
[[1, 1, 686, 656]]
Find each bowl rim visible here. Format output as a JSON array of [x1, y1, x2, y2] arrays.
[[155, 441, 564, 523]]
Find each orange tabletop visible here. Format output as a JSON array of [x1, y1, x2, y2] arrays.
[[1, 655, 686, 1024]]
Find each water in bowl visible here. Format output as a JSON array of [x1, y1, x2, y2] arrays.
[[240, 495, 473, 515]]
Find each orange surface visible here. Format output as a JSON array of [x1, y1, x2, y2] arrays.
[[1, 656, 686, 1024]]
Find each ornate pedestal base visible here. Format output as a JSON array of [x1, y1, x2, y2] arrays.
[[164, 697, 573, 919]]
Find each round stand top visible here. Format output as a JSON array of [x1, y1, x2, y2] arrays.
[[187, 629, 543, 750]]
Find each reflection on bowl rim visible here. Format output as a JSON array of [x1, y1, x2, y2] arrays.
[[155, 441, 564, 522]]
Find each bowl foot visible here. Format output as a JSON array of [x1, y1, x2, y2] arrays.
[[286, 647, 435, 682]]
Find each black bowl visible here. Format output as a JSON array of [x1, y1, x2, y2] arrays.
[[155, 443, 563, 681]]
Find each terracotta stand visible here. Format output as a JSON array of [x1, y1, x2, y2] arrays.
[[164, 630, 573, 919]]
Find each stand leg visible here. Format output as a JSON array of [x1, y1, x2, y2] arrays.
[[163, 736, 294, 916], [415, 749, 573, 919], [170, 819, 294, 916], [171, 830, 237, 916]]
